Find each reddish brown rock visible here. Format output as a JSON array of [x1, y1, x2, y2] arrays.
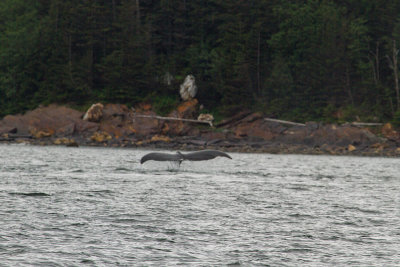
[[135, 103, 152, 112], [150, 135, 171, 142], [53, 137, 77, 146], [176, 99, 199, 119], [131, 110, 162, 137], [0, 104, 96, 137], [200, 131, 228, 141], [381, 123, 400, 141], [226, 113, 286, 140], [348, 144, 356, 152], [315, 124, 377, 146], [91, 131, 112, 142], [161, 99, 200, 136], [161, 119, 197, 136], [278, 123, 378, 147], [0, 102, 395, 155], [102, 103, 130, 119], [98, 104, 135, 138], [75, 121, 99, 135], [0, 126, 17, 134], [382, 123, 395, 136], [30, 128, 54, 138], [56, 123, 76, 137]]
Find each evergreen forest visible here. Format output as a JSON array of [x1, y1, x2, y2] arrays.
[[2, 0, 400, 123]]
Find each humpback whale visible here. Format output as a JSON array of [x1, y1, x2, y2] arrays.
[[140, 150, 232, 164]]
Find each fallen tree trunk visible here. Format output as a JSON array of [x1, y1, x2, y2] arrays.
[[351, 122, 384, 127], [264, 117, 384, 127], [4, 134, 33, 139], [264, 118, 306, 127], [133, 114, 213, 127]]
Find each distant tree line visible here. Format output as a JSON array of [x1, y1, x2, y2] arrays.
[[1, 0, 400, 122]]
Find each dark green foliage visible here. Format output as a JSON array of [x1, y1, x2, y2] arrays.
[[152, 95, 179, 116], [1, 0, 400, 122], [392, 110, 400, 126]]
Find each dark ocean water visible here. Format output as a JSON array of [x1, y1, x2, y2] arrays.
[[0, 144, 399, 266]]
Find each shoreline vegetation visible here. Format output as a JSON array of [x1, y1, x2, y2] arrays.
[[1, 102, 399, 158], [2, 1, 400, 127]]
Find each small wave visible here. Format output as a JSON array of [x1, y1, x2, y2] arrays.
[[155, 237, 175, 243], [84, 190, 114, 197], [69, 222, 87, 227], [80, 259, 96, 264], [7, 245, 28, 255], [88, 189, 113, 194], [345, 206, 382, 214], [72, 169, 84, 173], [115, 167, 132, 172], [314, 174, 335, 180], [222, 170, 270, 177], [112, 218, 145, 223], [9, 192, 50, 197], [288, 186, 310, 191], [334, 220, 360, 227], [227, 261, 243, 267], [288, 213, 314, 218], [282, 247, 313, 253]]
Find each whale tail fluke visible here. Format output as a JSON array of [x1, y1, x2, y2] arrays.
[[140, 150, 231, 164]]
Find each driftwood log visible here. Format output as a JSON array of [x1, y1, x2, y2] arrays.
[[350, 122, 383, 127], [264, 118, 306, 127], [133, 114, 213, 127], [0, 134, 32, 141], [132, 113, 383, 129], [264, 118, 383, 127]]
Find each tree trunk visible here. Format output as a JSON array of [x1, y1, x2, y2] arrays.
[[392, 40, 400, 110], [112, 0, 116, 21], [375, 41, 380, 82], [136, 0, 140, 34], [345, 64, 354, 105], [386, 39, 400, 111], [369, 41, 380, 85], [68, 33, 75, 86], [257, 31, 261, 94]]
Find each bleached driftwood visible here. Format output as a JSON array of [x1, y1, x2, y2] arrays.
[[351, 122, 383, 127], [134, 114, 213, 127], [264, 117, 384, 127], [264, 118, 306, 127]]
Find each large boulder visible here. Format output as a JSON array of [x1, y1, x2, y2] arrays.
[[98, 104, 135, 138], [224, 112, 287, 140], [219, 112, 381, 148], [0, 104, 98, 137], [313, 124, 378, 146], [83, 103, 104, 122], [179, 75, 197, 101], [0, 126, 17, 135], [131, 109, 162, 137], [381, 123, 400, 142], [198, 113, 214, 122], [278, 123, 379, 147]]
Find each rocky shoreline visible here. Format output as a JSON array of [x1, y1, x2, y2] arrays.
[[1, 103, 400, 157]]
